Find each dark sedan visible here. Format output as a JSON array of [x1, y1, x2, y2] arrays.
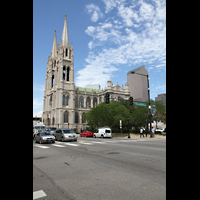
[[35, 131, 55, 144]]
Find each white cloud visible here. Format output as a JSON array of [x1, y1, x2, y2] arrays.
[[139, 1, 155, 21], [33, 111, 43, 117], [78, 0, 166, 88], [102, 0, 126, 13], [33, 98, 43, 109], [85, 22, 122, 47], [86, 4, 104, 22], [117, 4, 140, 27], [33, 84, 45, 92]]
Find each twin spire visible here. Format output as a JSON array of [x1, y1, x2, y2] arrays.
[[61, 14, 69, 48], [51, 14, 69, 59]]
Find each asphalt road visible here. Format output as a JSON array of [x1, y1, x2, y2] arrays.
[[33, 136, 166, 200]]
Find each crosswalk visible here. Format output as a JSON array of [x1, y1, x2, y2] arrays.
[[33, 139, 139, 149]]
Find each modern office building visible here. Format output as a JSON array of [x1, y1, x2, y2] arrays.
[[127, 65, 148, 102], [155, 93, 166, 106]]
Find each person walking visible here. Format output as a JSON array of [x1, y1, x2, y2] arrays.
[[145, 126, 148, 137], [152, 126, 155, 137], [140, 127, 144, 138]]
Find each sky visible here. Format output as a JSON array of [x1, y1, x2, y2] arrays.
[[33, 0, 166, 117]]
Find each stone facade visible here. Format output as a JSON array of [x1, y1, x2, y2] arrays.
[[43, 15, 130, 132]]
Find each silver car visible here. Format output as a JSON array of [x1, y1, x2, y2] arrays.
[[55, 129, 78, 142], [35, 131, 55, 144]]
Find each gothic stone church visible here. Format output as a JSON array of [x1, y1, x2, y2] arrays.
[[43, 15, 130, 132]]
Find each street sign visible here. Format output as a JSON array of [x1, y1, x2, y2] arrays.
[[135, 102, 146, 106]]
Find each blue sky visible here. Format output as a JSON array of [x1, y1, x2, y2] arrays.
[[33, 0, 166, 117]]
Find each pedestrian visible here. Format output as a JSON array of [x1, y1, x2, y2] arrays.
[[152, 126, 155, 137], [145, 126, 148, 137], [140, 127, 144, 138]]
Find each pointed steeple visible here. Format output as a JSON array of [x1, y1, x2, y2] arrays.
[[51, 30, 57, 59], [61, 14, 69, 47]]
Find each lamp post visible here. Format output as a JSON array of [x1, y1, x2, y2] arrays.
[[131, 71, 152, 138]]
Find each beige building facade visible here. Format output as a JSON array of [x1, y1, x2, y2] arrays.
[[43, 15, 130, 132]]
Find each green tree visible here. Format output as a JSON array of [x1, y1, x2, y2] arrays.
[[130, 104, 149, 128], [151, 100, 166, 129], [83, 100, 129, 132]]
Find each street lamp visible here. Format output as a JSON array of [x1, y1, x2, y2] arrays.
[[131, 71, 152, 138]]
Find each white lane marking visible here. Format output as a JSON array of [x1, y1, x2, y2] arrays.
[[91, 141, 106, 144], [64, 143, 79, 146], [33, 190, 47, 199], [55, 141, 62, 144], [35, 145, 49, 149], [103, 141, 117, 143], [51, 144, 65, 147], [78, 142, 93, 145]]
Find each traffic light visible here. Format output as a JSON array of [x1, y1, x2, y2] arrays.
[[148, 114, 153, 123], [106, 93, 109, 104], [130, 96, 133, 105]]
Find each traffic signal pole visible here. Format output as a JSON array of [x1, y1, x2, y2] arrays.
[[147, 75, 152, 138]]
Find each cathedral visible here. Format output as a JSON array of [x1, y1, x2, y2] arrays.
[[43, 15, 130, 132]]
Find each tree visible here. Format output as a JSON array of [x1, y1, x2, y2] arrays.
[[151, 100, 166, 129], [130, 104, 149, 128], [82, 100, 129, 132]]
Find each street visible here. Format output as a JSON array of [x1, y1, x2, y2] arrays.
[[33, 136, 166, 200]]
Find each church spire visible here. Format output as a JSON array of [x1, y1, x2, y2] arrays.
[[61, 14, 69, 47], [51, 30, 57, 59]]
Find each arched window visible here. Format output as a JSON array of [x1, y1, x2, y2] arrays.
[[93, 97, 97, 107], [64, 111, 68, 123], [52, 75, 54, 88], [67, 67, 69, 81], [66, 48, 68, 57], [79, 96, 84, 107], [82, 112, 86, 123], [63, 95, 69, 106], [63, 95, 65, 106], [86, 97, 91, 107], [66, 95, 69, 106], [75, 96, 78, 108], [75, 112, 79, 123], [63, 66, 66, 81]]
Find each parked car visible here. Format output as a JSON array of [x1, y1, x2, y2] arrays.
[[80, 131, 94, 137], [55, 129, 78, 142], [155, 128, 164, 133], [35, 131, 55, 144], [93, 127, 112, 138], [163, 128, 166, 134], [33, 129, 43, 139]]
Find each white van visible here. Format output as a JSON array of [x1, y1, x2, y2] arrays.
[[94, 127, 112, 138]]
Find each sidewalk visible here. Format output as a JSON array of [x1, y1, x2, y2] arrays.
[[112, 133, 166, 140]]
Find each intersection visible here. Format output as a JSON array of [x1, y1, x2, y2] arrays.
[[33, 136, 166, 200]]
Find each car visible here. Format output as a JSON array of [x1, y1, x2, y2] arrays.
[[80, 131, 94, 137], [55, 129, 78, 142], [93, 127, 112, 138], [35, 131, 55, 144], [45, 127, 57, 136], [155, 128, 164, 133]]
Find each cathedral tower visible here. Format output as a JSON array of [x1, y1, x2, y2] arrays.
[[43, 15, 75, 128]]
